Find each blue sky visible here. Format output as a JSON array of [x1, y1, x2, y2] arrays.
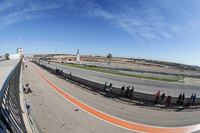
[[0, 0, 200, 66]]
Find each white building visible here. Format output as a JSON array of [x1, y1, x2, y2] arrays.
[[17, 47, 23, 55]]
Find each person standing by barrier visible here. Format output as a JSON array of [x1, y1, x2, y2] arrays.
[[125, 86, 130, 97], [109, 82, 112, 94], [182, 93, 185, 102], [155, 91, 161, 104], [104, 81, 108, 91], [121, 85, 125, 96], [177, 93, 182, 105], [69, 72, 72, 79], [193, 93, 196, 104], [60, 70, 63, 76], [190, 93, 194, 106], [130, 86, 134, 99], [161, 93, 165, 102], [191, 93, 194, 101]]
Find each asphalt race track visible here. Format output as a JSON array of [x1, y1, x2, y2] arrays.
[[23, 62, 200, 133], [39, 60, 200, 97]]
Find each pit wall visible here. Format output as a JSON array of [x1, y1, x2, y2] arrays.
[[33, 61, 200, 106]]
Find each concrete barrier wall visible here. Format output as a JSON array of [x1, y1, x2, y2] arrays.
[[34, 61, 200, 105]]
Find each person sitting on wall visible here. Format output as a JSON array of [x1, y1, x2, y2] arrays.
[[24, 83, 32, 94]]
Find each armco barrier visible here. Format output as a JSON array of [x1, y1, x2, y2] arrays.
[[0, 59, 27, 133], [33, 61, 200, 107]]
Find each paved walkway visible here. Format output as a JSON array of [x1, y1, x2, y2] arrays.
[[23, 61, 200, 133], [0, 59, 19, 90]]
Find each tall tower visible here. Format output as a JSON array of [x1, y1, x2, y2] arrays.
[[17, 36, 23, 55], [76, 49, 80, 62]]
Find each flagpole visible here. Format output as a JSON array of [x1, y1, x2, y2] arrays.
[[19, 36, 21, 48]]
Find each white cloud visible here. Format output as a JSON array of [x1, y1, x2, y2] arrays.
[[0, 0, 63, 27], [93, 9, 114, 19], [80, 1, 171, 40]]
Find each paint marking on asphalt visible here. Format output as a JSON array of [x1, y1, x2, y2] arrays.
[[31, 64, 200, 133]]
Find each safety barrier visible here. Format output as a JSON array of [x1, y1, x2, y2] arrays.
[[0, 59, 27, 133], [33, 61, 200, 107]]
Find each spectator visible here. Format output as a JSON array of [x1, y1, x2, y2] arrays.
[[24, 84, 32, 94], [69, 72, 72, 79], [191, 93, 194, 101], [104, 81, 108, 91], [155, 91, 161, 104], [121, 85, 125, 96], [161, 93, 165, 101], [190, 93, 194, 106], [125, 86, 130, 97], [130, 86, 134, 98], [177, 93, 182, 105], [58, 69, 60, 75], [182, 93, 185, 103], [60, 70, 63, 76], [109, 82, 113, 94], [193, 93, 196, 104]]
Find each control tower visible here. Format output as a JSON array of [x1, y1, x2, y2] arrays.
[[17, 36, 23, 55], [76, 49, 80, 62]]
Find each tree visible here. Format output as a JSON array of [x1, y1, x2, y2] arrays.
[[107, 53, 112, 64], [5, 53, 9, 60]]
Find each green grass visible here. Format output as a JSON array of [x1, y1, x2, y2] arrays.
[[59, 63, 179, 82]]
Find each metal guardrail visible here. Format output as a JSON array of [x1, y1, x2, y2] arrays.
[[0, 59, 27, 133]]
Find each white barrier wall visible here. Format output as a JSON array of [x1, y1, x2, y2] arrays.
[[9, 54, 20, 60]]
